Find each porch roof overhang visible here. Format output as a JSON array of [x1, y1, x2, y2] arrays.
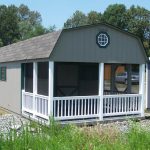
[[0, 22, 148, 64]]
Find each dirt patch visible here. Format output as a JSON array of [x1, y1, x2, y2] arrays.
[[0, 107, 10, 116]]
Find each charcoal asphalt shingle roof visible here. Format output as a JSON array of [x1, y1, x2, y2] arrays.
[[0, 30, 62, 63]]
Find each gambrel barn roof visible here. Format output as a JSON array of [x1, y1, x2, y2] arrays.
[[0, 23, 148, 64]]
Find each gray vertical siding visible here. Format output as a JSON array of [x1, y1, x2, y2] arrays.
[[0, 63, 21, 114], [50, 25, 147, 64]]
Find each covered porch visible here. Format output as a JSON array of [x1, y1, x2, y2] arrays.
[[21, 61, 145, 122]]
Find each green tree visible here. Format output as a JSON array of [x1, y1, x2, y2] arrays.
[[64, 10, 87, 28], [126, 5, 150, 54], [18, 4, 44, 40], [87, 11, 102, 24], [0, 4, 55, 47], [0, 5, 20, 46], [126, 5, 150, 40], [28, 25, 56, 38], [102, 4, 127, 29]]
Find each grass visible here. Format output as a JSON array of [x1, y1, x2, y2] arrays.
[[1, 119, 150, 150]]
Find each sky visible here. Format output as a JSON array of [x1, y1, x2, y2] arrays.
[[0, 0, 150, 29]]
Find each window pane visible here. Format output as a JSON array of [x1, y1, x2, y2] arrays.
[[25, 63, 33, 93], [38, 62, 48, 96]]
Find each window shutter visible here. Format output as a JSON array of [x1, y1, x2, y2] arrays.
[[4, 67, 6, 81], [1, 67, 6, 81]]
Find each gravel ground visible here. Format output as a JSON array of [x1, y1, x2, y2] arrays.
[[1, 114, 150, 135], [0, 114, 29, 134], [95, 119, 150, 133]]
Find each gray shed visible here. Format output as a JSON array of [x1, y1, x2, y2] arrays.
[[0, 23, 148, 123]]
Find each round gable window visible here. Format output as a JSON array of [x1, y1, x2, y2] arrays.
[[96, 32, 110, 48]]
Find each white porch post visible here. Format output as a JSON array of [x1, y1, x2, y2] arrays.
[[48, 61, 54, 118], [139, 64, 145, 117], [33, 62, 37, 118], [99, 63, 104, 121], [146, 63, 148, 109]]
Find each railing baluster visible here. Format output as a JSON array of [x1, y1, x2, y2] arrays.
[[37, 98, 39, 113], [58, 100, 60, 117], [81, 99, 83, 115], [110, 98, 112, 113], [39, 98, 41, 114], [133, 97, 135, 111], [120, 97, 122, 112], [54, 100, 56, 117], [78, 99, 81, 115], [71, 99, 73, 116], [68, 100, 70, 116], [78, 99, 80, 116], [88, 99, 90, 115], [64, 100, 66, 117], [75, 99, 77, 116], [113, 98, 115, 113], [103, 98, 105, 114], [135, 97, 137, 111], [105, 98, 107, 113], [36, 98, 38, 114], [115, 98, 117, 113], [131, 97, 133, 111], [40, 98, 42, 114], [133, 97, 134, 111], [44, 99, 45, 115], [107, 98, 109, 113], [127, 97, 128, 112], [125, 97, 126, 112], [45, 99, 47, 115], [84, 99, 86, 115], [42, 99, 44, 115], [61, 100, 63, 117], [94, 98, 96, 114], [119, 97, 121, 112], [42, 98, 44, 115], [138, 96, 141, 111]]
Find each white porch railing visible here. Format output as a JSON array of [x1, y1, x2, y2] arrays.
[[22, 90, 49, 120], [22, 91, 33, 113], [103, 94, 141, 116], [53, 96, 100, 120], [22, 91, 142, 121]]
